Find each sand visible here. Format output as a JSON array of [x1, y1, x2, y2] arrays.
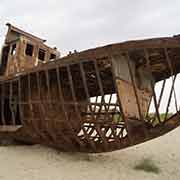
[[0, 128, 180, 180]]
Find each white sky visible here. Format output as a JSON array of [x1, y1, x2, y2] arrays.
[[0, 0, 180, 55], [1, 0, 180, 113]]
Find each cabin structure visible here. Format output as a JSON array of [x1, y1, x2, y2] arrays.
[[0, 23, 60, 77]]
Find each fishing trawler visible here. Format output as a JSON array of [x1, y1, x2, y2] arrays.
[[0, 23, 180, 153]]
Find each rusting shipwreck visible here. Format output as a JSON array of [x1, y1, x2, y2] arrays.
[[0, 23, 180, 153]]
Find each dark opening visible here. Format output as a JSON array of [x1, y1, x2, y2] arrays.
[[25, 44, 34, 56], [11, 44, 16, 55], [0, 98, 21, 125], [15, 105, 21, 125], [50, 53, 56, 60], [38, 49, 46, 61], [0, 46, 10, 75], [4, 99, 12, 125]]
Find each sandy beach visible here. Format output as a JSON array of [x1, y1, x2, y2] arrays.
[[0, 128, 179, 180]]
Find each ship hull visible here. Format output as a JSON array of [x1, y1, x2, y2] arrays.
[[1, 37, 180, 153]]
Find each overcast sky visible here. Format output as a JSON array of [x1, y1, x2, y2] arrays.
[[0, 0, 180, 55]]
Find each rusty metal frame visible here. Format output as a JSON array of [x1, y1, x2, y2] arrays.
[[1, 24, 180, 153]]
